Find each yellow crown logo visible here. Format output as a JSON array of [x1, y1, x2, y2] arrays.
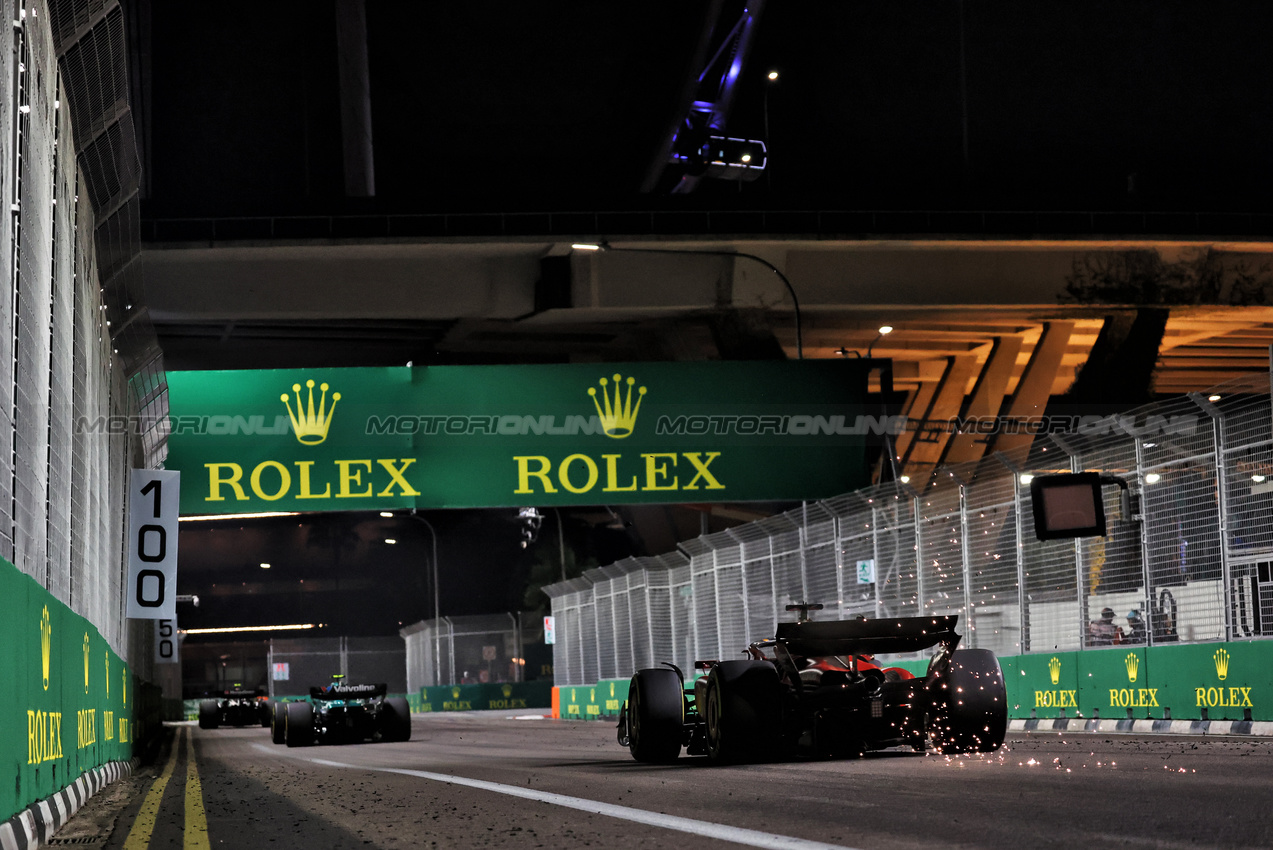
[[40, 606, 51, 691], [452, 687, 461, 699], [1125, 652, 1139, 683], [502, 684, 512, 698], [610, 682, 615, 697], [588, 374, 646, 439], [1214, 648, 1230, 681], [123, 668, 128, 705], [105, 653, 110, 697], [1048, 656, 1061, 685], [281, 379, 341, 445], [83, 633, 90, 694]]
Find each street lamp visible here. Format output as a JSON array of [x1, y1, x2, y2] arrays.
[[572, 242, 803, 359]]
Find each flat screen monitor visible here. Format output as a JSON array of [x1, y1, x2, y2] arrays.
[[1029, 472, 1107, 540]]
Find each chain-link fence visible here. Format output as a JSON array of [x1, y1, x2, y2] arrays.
[[545, 376, 1273, 686], [0, 0, 162, 678], [401, 613, 525, 690], [267, 636, 407, 697]]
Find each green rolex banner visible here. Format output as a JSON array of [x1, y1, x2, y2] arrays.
[[164, 361, 881, 515]]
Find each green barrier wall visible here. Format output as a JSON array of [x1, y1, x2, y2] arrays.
[[1010, 642, 1273, 721], [2, 557, 133, 822], [416, 681, 552, 713]]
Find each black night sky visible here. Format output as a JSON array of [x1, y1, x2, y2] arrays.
[[139, 1, 1273, 216]]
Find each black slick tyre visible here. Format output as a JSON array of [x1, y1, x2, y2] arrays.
[[271, 701, 287, 744], [382, 697, 412, 742], [197, 699, 219, 730], [927, 648, 1007, 754], [285, 701, 315, 748], [704, 660, 781, 764], [626, 668, 683, 763], [260, 701, 272, 727]]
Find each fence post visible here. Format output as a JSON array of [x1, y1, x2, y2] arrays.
[[913, 493, 926, 615], [957, 479, 976, 645], [1190, 392, 1232, 642]]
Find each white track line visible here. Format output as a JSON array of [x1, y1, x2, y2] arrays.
[[252, 744, 859, 850]]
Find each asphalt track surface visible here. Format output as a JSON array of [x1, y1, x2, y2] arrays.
[[57, 713, 1273, 850]]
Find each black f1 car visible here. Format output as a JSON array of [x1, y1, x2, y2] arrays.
[[198, 688, 272, 729], [617, 609, 1007, 763], [272, 680, 411, 747]]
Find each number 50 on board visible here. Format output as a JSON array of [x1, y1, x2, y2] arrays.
[[126, 469, 181, 620]]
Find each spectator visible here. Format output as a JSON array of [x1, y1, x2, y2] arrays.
[[1088, 607, 1125, 646], [1126, 609, 1148, 644]]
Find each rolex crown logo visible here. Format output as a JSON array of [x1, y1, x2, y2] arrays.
[[452, 687, 461, 699], [1125, 652, 1139, 683], [502, 684, 512, 698], [1214, 648, 1230, 681], [281, 379, 341, 445], [40, 606, 51, 691], [588, 374, 646, 439], [83, 633, 90, 694], [1048, 656, 1061, 685]]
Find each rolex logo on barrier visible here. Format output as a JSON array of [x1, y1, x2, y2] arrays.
[[502, 684, 512, 698], [1125, 652, 1139, 683], [83, 633, 90, 694], [451, 687, 461, 699], [281, 379, 341, 445], [40, 606, 51, 691], [1048, 656, 1061, 685], [588, 374, 646, 439], [1214, 648, 1230, 681]]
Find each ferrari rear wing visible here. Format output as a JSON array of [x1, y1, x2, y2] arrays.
[[770, 615, 959, 657]]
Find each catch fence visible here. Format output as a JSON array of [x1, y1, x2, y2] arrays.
[[545, 376, 1273, 686], [401, 613, 526, 690]]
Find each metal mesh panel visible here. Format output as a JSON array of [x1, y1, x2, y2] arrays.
[[802, 518, 839, 616], [668, 563, 693, 675], [345, 636, 407, 692], [267, 637, 342, 697], [873, 493, 919, 619], [689, 551, 718, 662], [964, 463, 1022, 655], [739, 536, 776, 642], [588, 570, 617, 679], [712, 544, 746, 661], [769, 527, 805, 610], [916, 478, 964, 618], [645, 566, 673, 673]]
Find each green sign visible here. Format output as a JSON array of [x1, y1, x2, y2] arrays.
[[1, 557, 133, 822], [165, 362, 877, 514]]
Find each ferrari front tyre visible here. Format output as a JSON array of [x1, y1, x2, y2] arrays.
[[381, 697, 412, 742], [271, 701, 287, 744], [197, 699, 219, 730], [927, 648, 1007, 754], [285, 701, 315, 748], [704, 660, 781, 764], [626, 668, 683, 763]]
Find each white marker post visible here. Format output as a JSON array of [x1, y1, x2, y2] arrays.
[[126, 469, 181, 620]]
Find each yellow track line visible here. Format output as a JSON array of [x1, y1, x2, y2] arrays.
[[184, 726, 211, 850], [121, 726, 183, 850]]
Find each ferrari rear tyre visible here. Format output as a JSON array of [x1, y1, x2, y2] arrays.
[[271, 701, 287, 744], [197, 699, 219, 730], [927, 648, 1007, 754], [382, 697, 412, 742], [285, 701, 315, 748], [627, 668, 683, 763], [260, 700, 272, 727], [705, 660, 781, 764]]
